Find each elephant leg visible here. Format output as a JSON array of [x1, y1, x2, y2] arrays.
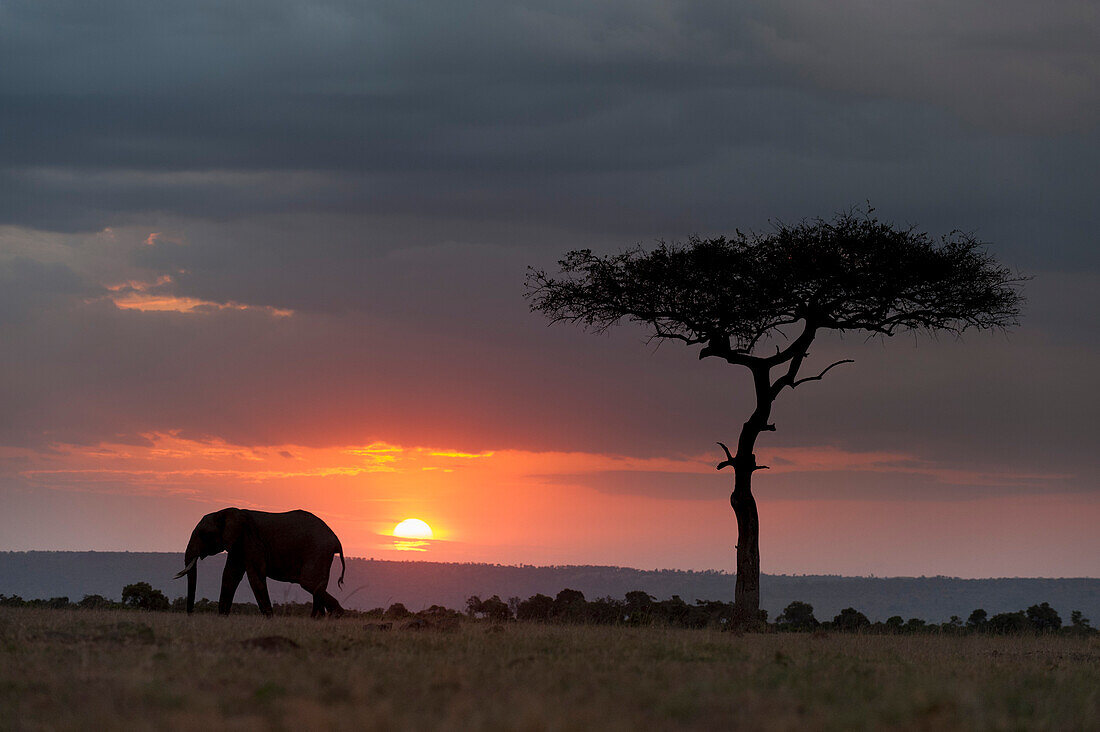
[[321, 591, 345, 618], [246, 567, 273, 618], [219, 562, 245, 615], [302, 558, 338, 617]]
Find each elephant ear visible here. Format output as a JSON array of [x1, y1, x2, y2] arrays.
[[222, 508, 251, 549]]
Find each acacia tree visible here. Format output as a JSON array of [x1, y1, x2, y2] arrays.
[[525, 209, 1026, 626]]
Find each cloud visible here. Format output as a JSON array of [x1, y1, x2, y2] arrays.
[[0, 256, 91, 322], [107, 292, 294, 317], [537, 445, 1076, 502], [751, 0, 1100, 132], [7, 432, 1072, 510], [0, 0, 1095, 270]]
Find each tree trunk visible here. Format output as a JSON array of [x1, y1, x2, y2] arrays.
[[729, 365, 773, 629], [731, 466, 760, 627]]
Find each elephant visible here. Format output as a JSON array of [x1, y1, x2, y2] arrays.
[[174, 508, 346, 618]]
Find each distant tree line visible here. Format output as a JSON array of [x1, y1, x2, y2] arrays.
[[773, 599, 1094, 635], [1, 584, 1095, 636]]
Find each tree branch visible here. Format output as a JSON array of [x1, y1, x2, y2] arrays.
[[699, 337, 762, 368], [762, 320, 817, 367], [790, 359, 854, 388], [715, 442, 735, 471]]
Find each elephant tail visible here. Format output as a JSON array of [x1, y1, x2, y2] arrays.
[[336, 541, 346, 590]]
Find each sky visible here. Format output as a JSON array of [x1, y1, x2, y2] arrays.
[[1, 0, 1098, 578]]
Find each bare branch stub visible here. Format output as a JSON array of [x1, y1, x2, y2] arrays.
[[715, 441, 735, 471]]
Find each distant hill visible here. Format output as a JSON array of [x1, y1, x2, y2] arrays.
[[2, 552, 1098, 623]]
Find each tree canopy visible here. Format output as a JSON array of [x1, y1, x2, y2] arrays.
[[526, 210, 1026, 366]]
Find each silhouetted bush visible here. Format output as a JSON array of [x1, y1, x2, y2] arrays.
[[383, 603, 411, 620], [832, 607, 871, 631], [121, 583, 169, 612], [987, 611, 1030, 634], [688, 599, 739, 629], [941, 615, 964, 633], [466, 595, 512, 622], [966, 608, 988, 630], [905, 618, 929, 633], [552, 589, 588, 622], [1025, 602, 1061, 632], [79, 594, 112, 610], [516, 593, 554, 621], [584, 597, 625, 625], [776, 601, 819, 631], [623, 591, 655, 624], [420, 605, 463, 622]]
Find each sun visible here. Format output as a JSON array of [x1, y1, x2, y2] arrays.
[[392, 518, 433, 540]]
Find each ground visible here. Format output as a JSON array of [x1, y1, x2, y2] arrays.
[[1, 608, 1098, 730]]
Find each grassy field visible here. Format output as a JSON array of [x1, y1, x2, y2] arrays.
[[1, 608, 1098, 730]]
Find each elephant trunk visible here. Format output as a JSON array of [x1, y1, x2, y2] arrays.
[[186, 563, 197, 614], [184, 534, 200, 614]]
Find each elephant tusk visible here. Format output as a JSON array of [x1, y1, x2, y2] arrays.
[[173, 557, 198, 579]]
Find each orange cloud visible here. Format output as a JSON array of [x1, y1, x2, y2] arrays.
[[98, 273, 293, 316], [11, 434, 1070, 503], [104, 291, 293, 317], [104, 275, 174, 293]]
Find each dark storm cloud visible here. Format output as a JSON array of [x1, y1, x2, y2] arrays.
[[4, 0, 1094, 129], [1, 0, 1097, 263]]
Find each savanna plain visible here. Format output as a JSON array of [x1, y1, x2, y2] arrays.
[[2, 607, 1098, 731]]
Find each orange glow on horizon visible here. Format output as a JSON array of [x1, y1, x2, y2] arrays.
[[2, 431, 1080, 572]]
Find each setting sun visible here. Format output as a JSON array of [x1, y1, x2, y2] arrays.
[[393, 518, 434, 540]]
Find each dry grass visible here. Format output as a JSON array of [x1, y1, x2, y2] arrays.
[[1, 607, 1098, 731]]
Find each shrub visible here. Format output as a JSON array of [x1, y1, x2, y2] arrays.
[[551, 589, 587, 622], [516, 594, 554, 622], [623, 591, 655, 624], [776, 601, 819, 631], [987, 611, 1030, 634], [79, 594, 111, 610], [832, 607, 871, 632], [121, 583, 169, 612], [1070, 610, 1093, 631], [384, 603, 411, 620], [966, 609, 988, 630], [1025, 602, 1061, 632], [584, 597, 625, 625], [467, 595, 512, 622], [903, 618, 928, 633]]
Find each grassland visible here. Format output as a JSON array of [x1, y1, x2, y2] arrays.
[[1, 607, 1098, 731]]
